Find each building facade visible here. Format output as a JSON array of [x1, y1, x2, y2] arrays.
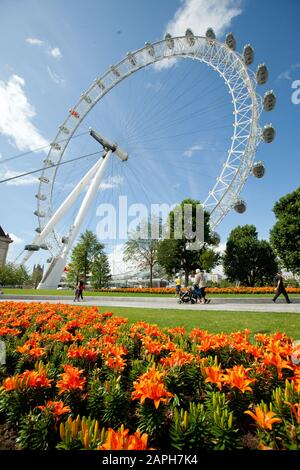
[[0, 226, 13, 266]]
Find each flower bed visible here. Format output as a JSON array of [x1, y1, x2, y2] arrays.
[[98, 286, 300, 295], [0, 302, 300, 450]]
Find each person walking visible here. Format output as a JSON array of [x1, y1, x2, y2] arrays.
[[74, 282, 80, 302], [272, 270, 291, 304], [79, 280, 85, 301], [193, 269, 202, 303], [199, 270, 211, 304]]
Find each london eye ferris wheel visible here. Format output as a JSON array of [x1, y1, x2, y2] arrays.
[[21, 27, 276, 288]]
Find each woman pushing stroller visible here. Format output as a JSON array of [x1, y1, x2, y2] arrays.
[[194, 269, 210, 304]]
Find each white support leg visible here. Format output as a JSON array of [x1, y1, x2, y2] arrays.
[[38, 150, 112, 289], [22, 156, 104, 265]]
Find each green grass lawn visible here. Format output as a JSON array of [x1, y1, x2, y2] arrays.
[[101, 306, 300, 339], [3, 288, 300, 298]]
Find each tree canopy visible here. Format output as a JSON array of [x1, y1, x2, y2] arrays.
[[91, 253, 111, 289], [270, 187, 300, 274], [0, 263, 30, 287], [123, 219, 160, 288], [223, 224, 278, 286], [157, 199, 219, 286], [66, 230, 106, 285]]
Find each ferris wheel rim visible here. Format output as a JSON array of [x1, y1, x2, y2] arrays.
[[34, 34, 263, 257]]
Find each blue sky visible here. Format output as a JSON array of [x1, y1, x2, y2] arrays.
[[0, 0, 299, 274]]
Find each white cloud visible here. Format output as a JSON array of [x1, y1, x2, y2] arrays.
[[10, 233, 24, 244], [278, 63, 300, 81], [0, 168, 38, 186], [0, 74, 48, 152], [155, 0, 243, 70], [145, 81, 162, 92], [47, 66, 65, 85], [183, 144, 203, 157], [26, 37, 45, 46], [166, 0, 242, 37], [25, 37, 62, 60], [99, 175, 124, 191], [278, 70, 291, 81], [153, 57, 177, 72], [49, 47, 62, 59]]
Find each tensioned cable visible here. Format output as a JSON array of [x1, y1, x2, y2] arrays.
[[126, 100, 231, 144], [123, 58, 199, 137], [126, 118, 232, 147], [127, 64, 224, 140], [0, 130, 90, 165], [121, 60, 205, 144], [0, 150, 101, 184], [124, 82, 231, 146], [125, 96, 229, 146]]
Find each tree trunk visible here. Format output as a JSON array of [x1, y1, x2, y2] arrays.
[[84, 252, 88, 284], [150, 263, 153, 288], [184, 270, 189, 287]]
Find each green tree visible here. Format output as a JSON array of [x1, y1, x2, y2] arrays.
[[223, 225, 278, 286], [123, 220, 159, 288], [270, 187, 300, 274], [0, 263, 30, 287], [157, 199, 218, 286], [199, 248, 221, 272], [66, 230, 105, 285], [91, 253, 111, 289]]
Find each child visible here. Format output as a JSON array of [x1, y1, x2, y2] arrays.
[[175, 275, 181, 296]]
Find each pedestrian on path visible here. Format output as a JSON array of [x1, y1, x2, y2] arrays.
[[272, 270, 291, 304], [175, 274, 181, 296], [79, 280, 85, 301], [199, 270, 211, 304], [193, 269, 202, 303], [74, 282, 80, 302]]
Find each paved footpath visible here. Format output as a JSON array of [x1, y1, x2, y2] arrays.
[[1, 295, 300, 312]]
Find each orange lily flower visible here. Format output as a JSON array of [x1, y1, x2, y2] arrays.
[[38, 400, 71, 416], [3, 369, 52, 391], [245, 406, 281, 430], [98, 425, 149, 450], [263, 353, 294, 379], [132, 366, 173, 409], [105, 356, 126, 372], [160, 349, 193, 368], [168, 327, 186, 336], [67, 346, 98, 362], [202, 365, 224, 390], [222, 365, 256, 393], [56, 365, 86, 394]]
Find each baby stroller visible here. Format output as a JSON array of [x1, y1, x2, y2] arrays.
[[178, 287, 199, 304]]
